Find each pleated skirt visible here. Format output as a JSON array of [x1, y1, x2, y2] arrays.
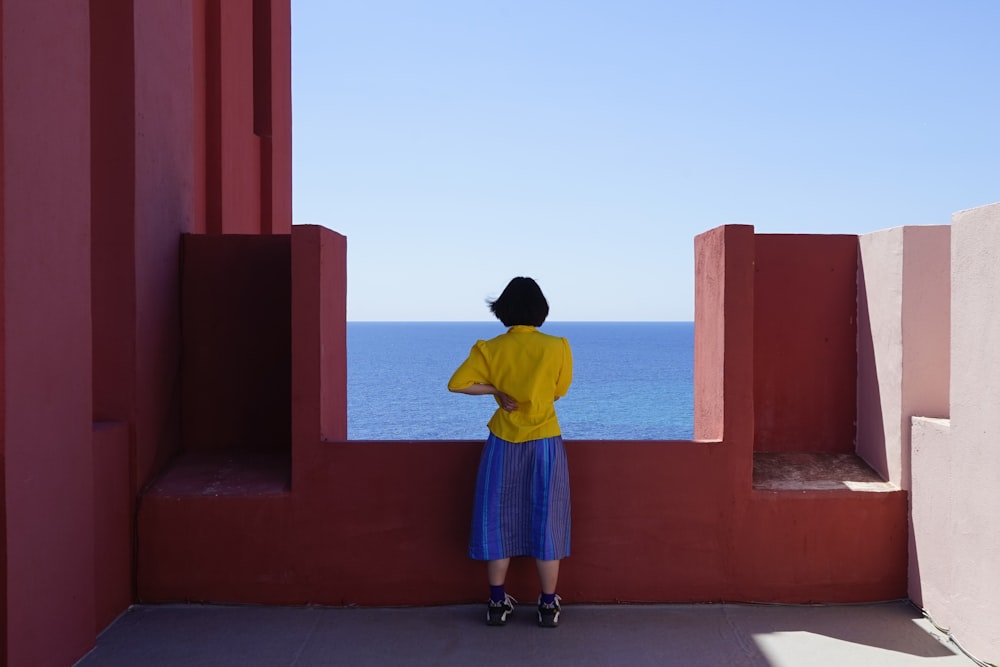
[[468, 432, 571, 561]]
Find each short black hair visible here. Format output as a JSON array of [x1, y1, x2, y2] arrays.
[[487, 277, 549, 327]]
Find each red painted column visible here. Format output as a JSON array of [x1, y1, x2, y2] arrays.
[[192, 0, 209, 235], [205, 0, 262, 234], [291, 225, 347, 490], [263, 0, 292, 234], [200, 0, 289, 235], [693, 225, 755, 445], [89, 0, 137, 633], [1, 1, 96, 665], [90, 0, 136, 426]]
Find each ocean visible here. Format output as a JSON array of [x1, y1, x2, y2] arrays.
[[347, 322, 694, 441]]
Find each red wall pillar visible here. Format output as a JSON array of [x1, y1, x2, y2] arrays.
[[89, 0, 138, 630], [291, 225, 347, 490], [693, 225, 755, 446], [1, 1, 96, 665], [263, 0, 292, 234], [90, 0, 136, 425], [203, 0, 290, 234]]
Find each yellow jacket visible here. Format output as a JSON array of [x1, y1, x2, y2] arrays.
[[448, 325, 572, 442]]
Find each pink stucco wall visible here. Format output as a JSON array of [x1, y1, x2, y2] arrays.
[[910, 203, 1000, 661], [857, 225, 950, 488], [865, 204, 1000, 662]]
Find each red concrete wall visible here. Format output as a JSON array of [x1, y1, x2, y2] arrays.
[[89, 6, 140, 639], [753, 235, 859, 453], [212, 0, 258, 234], [181, 235, 292, 451], [132, 0, 200, 488], [91, 0, 136, 425], [0, 3, 7, 655], [92, 422, 132, 632], [139, 442, 906, 606], [1, 3, 97, 666], [202, 0, 289, 234], [2, 1, 294, 664], [734, 491, 907, 601], [291, 225, 348, 488], [265, 0, 293, 234], [137, 225, 907, 608], [694, 225, 755, 444]]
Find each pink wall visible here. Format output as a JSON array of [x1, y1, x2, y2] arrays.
[[908, 203, 1000, 661], [857, 228, 905, 483], [859, 211, 997, 661], [857, 226, 950, 487]]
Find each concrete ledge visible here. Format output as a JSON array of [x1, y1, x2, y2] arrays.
[[146, 451, 291, 497], [753, 452, 898, 491]]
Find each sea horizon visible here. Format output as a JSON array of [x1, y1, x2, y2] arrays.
[[348, 321, 695, 441]]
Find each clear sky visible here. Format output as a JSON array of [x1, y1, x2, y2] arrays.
[[291, 1, 1000, 322]]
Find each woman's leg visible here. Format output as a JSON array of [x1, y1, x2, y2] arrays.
[[485, 557, 514, 625], [488, 558, 511, 586], [535, 558, 560, 594]]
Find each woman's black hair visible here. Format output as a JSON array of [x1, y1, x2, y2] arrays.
[[487, 277, 549, 327]]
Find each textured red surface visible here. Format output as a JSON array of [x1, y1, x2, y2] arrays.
[[1, 2, 294, 665], [92, 423, 132, 632], [754, 235, 860, 453], [2, 2, 95, 665], [181, 235, 292, 452], [137, 225, 906, 608]]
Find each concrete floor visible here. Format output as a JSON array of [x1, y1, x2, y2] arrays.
[[74, 600, 983, 667]]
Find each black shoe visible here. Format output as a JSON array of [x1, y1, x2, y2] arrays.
[[486, 594, 515, 626], [537, 595, 561, 628]]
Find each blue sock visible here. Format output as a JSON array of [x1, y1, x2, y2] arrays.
[[540, 592, 556, 605], [490, 585, 506, 603]]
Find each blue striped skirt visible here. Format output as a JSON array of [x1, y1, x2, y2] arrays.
[[468, 432, 571, 561]]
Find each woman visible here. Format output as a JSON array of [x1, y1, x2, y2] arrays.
[[448, 277, 573, 628]]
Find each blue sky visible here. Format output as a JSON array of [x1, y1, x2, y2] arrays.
[[291, 1, 1000, 321]]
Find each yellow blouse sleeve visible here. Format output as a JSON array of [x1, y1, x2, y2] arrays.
[[447, 341, 491, 390]]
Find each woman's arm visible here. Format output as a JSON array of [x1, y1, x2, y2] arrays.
[[450, 383, 518, 412], [450, 382, 497, 396]]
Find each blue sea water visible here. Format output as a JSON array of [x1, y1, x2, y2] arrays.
[[347, 322, 694, 441]]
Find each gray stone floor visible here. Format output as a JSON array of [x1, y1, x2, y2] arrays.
[[75, 600, 983, 667]]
